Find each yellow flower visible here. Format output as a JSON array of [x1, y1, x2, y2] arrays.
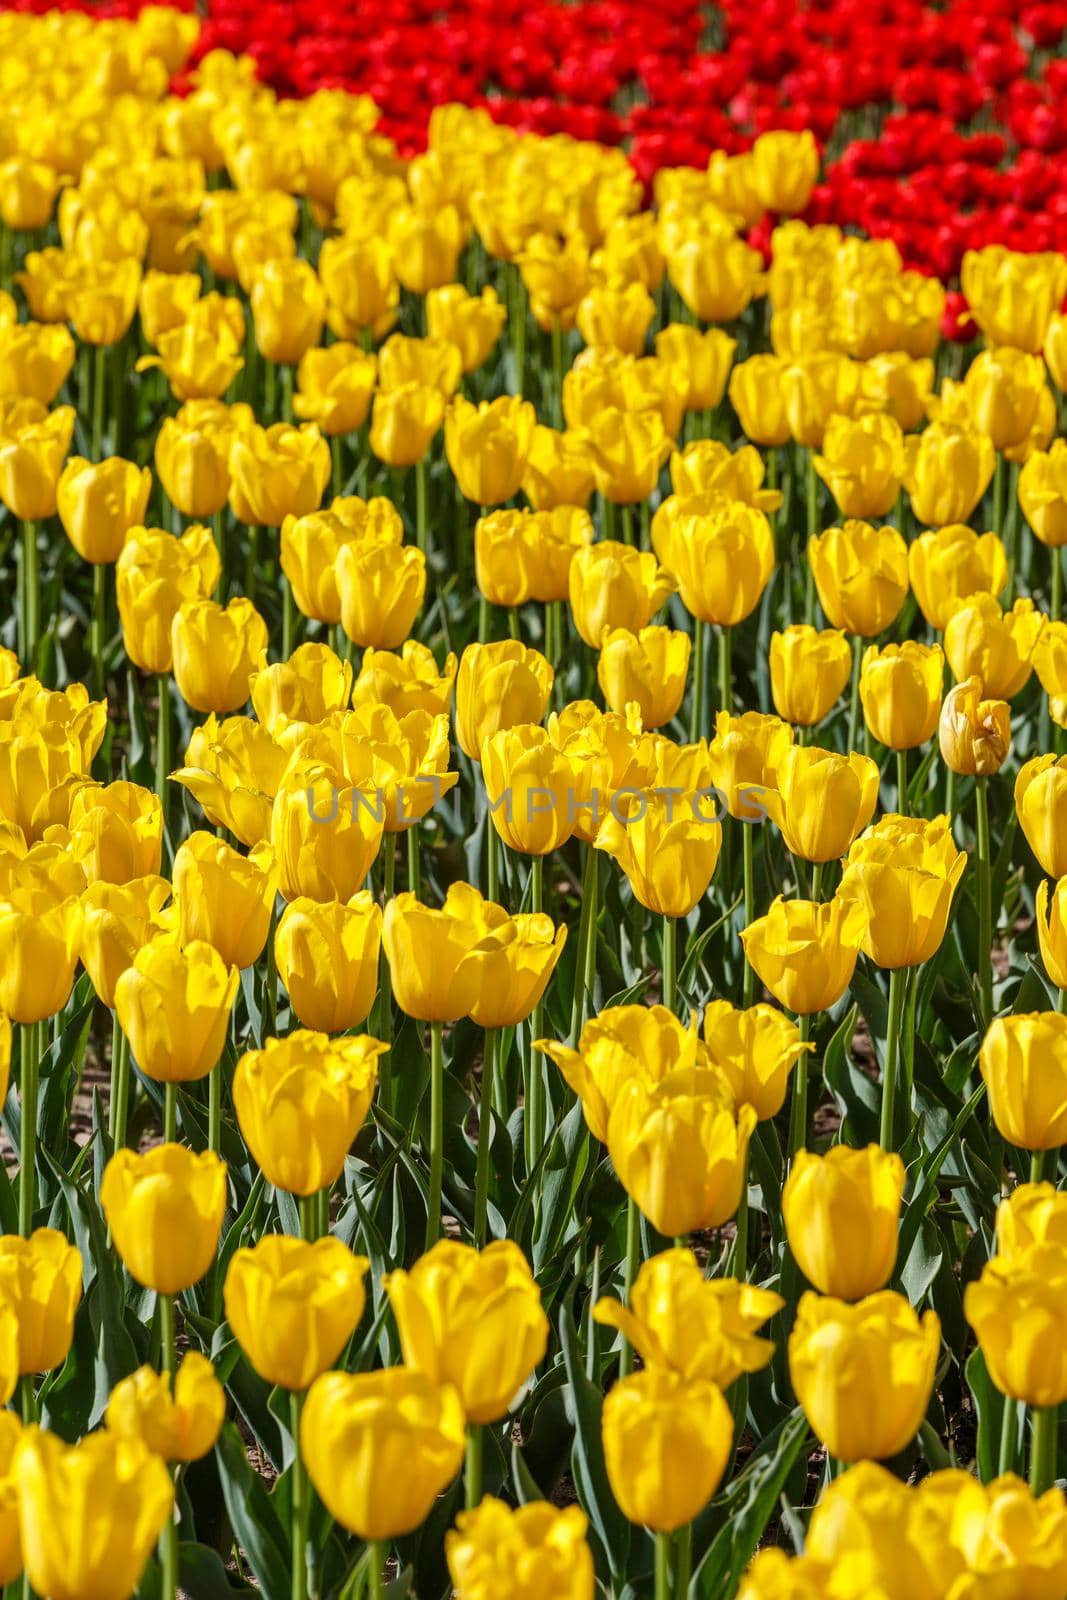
[[475, 507, 594, 607], [808, 519, 909, 637], [741, 894, 865, 1015], [859, 641, 944, 750], [1016, 753, 1067, 878], [965, 1246, 1067, 1407], [105, 1351, 224, 1463], [138, 270, 201, 347], [388, 202, 466, 294], [320, 234, 396, 336], [79, 875, 171, 1008], [837, 813, 967, 969], [446, 1498, 594, 1600], [854, 352, 935, 433], [728, 354, 791, 447], [233, 1030, 386, 1195], [353, 640, 457, 720], [764, 745, 880, 863], [172, 832, 277, 970], [788, 1290, 940, 1462], [655, 325, 736, 413], [584, 407, 672, 505], [597, 624, 690, 729], [229, 422, 330, 526], [137, 322, 243, 400], [0, 887, 81, 1023], [752, 129, 820, 213], [944, 593, 1045, 700], [301, 1368, 465, 1540], [172, 589, 272, 714], [426, 283, 506, 373], [462, 900, 568, 1030], [280, 500, 402, 625], [961, 346, 1049, 452], [0, 322, 75, 406], [16, 1429, 174, 1600], [0, 1229, 81, 1376], [382, 887, 483, 1023], [454, 640, 553, 762], [667, 441, 781, 512], [939, 677, 1011, 776], [961, 245, 1067, 353], [249, 642, 353, 737], [56, 456, 152, 566], [116, 522, 220, 675], [172, 713, 288, 848], [781, 353, 858, 448], [813, 413, 905, 520], [481, 725, 577, 857], [224, 1234, 369, 1391], [593, 1247, 783, 1386], [594, 787, 722, 918], [602, 1369, 734, 1532], [535, 1004, 703, 1144], [663, 500, 775, 628], [997, 1181, 1067, 1260], [0, 404, 75, 521], [667, 221, 764, 324], [1037, 878, 1067, 992], [115, 935, 238, 1085], [522, 424, 596, 511], [67, 258, 142, 346], [707, 710, 793, 822], [275, 891, 381, 1034], [378, 333, 462, 398], [702, 999, 812, 1120], [271, 760, 384, 903], [155, 402, 239, 516], [979, 1012, 1067, 1151], [100, 1143, 227, 1293], [769, 625, 852, 728], [576, 282, 655, 356], [337, 540, 426, 649], [568, 540, 674, 649], [369, 383, 445, 467], [903, 422, 996, 528], [66, 780, 163, 884], [293, 343, 377, 436], [783, 1146, 905, 1300], [250, 257, 324, 365], [446, 395, 538, 507]]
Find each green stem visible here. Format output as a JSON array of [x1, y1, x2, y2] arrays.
[[91, 562, 107, 699], [379, 833, 397, 1089], [1031, 1148, 1052, 1184], [407, 823, 422, 899], [159, 1292, 178, 1600], [999, 1395, 1019, 1477], [718, 624, 732, 716], [551, 320, 564, 427], [109, 1019, 130, 1150], [415, 457, 427, 555], [1031, 1403, 1058, 1497], [569, 844, 596, 1043], [465, 1424, 483, 1511], [846, 634, 862, 753], [291, 1391, 309, 1600], [787, 1014, 812, 1161], [163, 1082, 177, 1142], [426, 1020, 444, 1249], [879, 966, 907, 1151], [995, 456, 1011, 603], [690, 617, 706, 742], [486, 818, 500, 904], [976, 776, 993, 1028], [474, 1029, 495, 1248], [896, 748, 908, 816], [282, 578, 295, 660], [92, 342, 106, 459], [742, 824, 756, 1007], [1053, 546, 1063, 626], [261, 900, 278, 1042], [369, 1544, 384, 1600], [21, 521, 38, 669], [298, 1193, 319, 1242], [156, 674, 171, 829], [619, 1196, 641, 1378], [208, 1061, 221, 1156], [654, 1531, 671, 1600], [18, 1022, 40, 1237], [675, 1525, 692, 1600], [524, 856, 545, 1176], [661, 915, 677, 1014], [732, 1146, 749, 1277]]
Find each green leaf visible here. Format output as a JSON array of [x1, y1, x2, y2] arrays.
[[558, 1290, 630, 1584], [215, 1422, 291, 1600], [693, 1407, 811, 1598]]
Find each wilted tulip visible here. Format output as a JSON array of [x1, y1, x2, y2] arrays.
[[939, 678, 1011, 776], [56, 457, 152, 565], [789, 1290, 939, 1462], [838, 813, 966, 968], [105, 1352, 224, 1463], [233, 1030, 386, 1195], [808, 520, 909, 637], [783, 1146, 905, 1300], [859, 642, 943, 750], [769, 625, 852, 728], [100, 1144, 227, 1293], [602, 1368, 734, 1531], [115, 936, 238, 1084], [224, 1234, 369, 1391], [741, 895, 866, 1015], [979, 1012, 1067, 1150]]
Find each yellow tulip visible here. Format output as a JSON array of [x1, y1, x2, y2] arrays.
[[275, 892, 382, 1034], [837, 813, 967, 968], [961, 346, 1049, 452], [1037, 878, 1067, 992], [594, 787, 722, 918], [250, 257, 325, 365], [446, 1498, 594, 1600], [0, 322, 75, 406], [137, 322, 243, 401], [1016, 753, 1067, 878], [961, 245, 1067, 353], [100, 1143, 227, 1293], [481, 725, 577, 857], [293, 343, 377, 436], [808, 519, 909, 637], [781, 353, 858, 449], [66, 780, 163, 884], [388, 202, 465, 293], [702, 999, 812, 1121], [337, 540, 426, 649], [859, 641, 944, 750], [664, 501, 775, 628], [320, 234, 396, 336], [667, 222, 764, 325], [425, 283, 506, 373], [381, 887, 482, 1022], [105, 1351, 224, 1463], [965, 1246, 1067, 1407], [224, 1234, 369, 1391], [939, 677, 1011, 776], [78, 875, 171, 1008], [576, 282, 655, 356], [979, 1012, 1067, 1151], [378, 334, 462, 399], [707, 710, 793, 822], [116, 522, 220, 675], [783, 1146, 905, 1300], [353, 640, 457, 720], [172, 832, 277, 970], [584, 407, 672, 505], [728, 354, 791, 448], [655, 325, 736, 414], [764, 745, 880, 863], [522, 424, 596, 511], [0, 1229, 81, 1375], [741, 894, 865, 1015], [752, 129, 820, 213], [602, 1369, 734, 1531], [115, 935, 238, 1084], [369, 383, 445, 467], [769, 625, 852, 728], [944, 593, 1045, 700], [597, 625, 690, 729], [454, 640, 553, 762], [228, 422, 331, 527], [56, 457, 152, 566], [903, 422, 996, 529], [172, 713, 288, 848], [0, 405, 75, 521], [270, 761, 384, 903]]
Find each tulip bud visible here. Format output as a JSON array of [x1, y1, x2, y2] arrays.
[[105, 1351, 224, 1463], [789, 1290, 939, 1462], [115, 935, 238, 1084], [100, 1143, 227, 1293], [602, 1369, 734, 1531], [979, 1012, 1067, 1151], [233, 1030, 386, 1195], [224, 1234, 369, 1391], [859, 641, 944, 750], [939, 677, 1011, 776], [742, 894, 865, 1015]]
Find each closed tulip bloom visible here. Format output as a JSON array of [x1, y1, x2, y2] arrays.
[[382, 888, 483, 1023], [667, 442, 782, 512], [597, 625, 690, 729], [233, 1031, 386, 1195], [0, 405, 75, 521], [378, 335, 463, 399], [174, 713, 288, 848], [908, 524, 1008, 630], [464, 907, 567, 1030], [337, 540, 426, 649], [229, 423, 330, 526], [979, 1012, 1067, 1150], [385, 1240, 548, 1422], [766, 746, 880, 863], [389, 202, 465, 293], [770, 625, 852, 728], [66, 781, 163, 884], [67, 259, 142, 348], [455, 641, 553, 761], [568, 540, 674, 648], [944, 593, 1046, 701], [100, 1144, 226, 1293], [249, 644, 352, 737], [783, 1147, 905, 1300], [116, 936, 238, 1085], [939, 678, 1011, 776], [966, 1247, 1067, 1408], [173, 833, 277, 970], [668, 502, 775, 628], [536, 1004, 704, 1144], [668, 223, 764, 325], [79, 875, 171, 1008], [280, 502, 399, 625], [446, 395, 537, 506], [814, 412, 907, 521], [860, 642, 944, 750], [854, 352, 936, 433], [481, 725, 577, 856], [271, 763, 384, 903], [1037, 879, 1067, 991], [1020, 440, 1067, 548], [808, 520, 909, 637], [594, 1249, 783, 1387], [354, 641, 457, 720], [0, 323, 74, 405], [426, 284, 505, 373], [789, 1290, 939, 1462], [903, 422, 995, 529], [962, 246, 1067, 353], [172, 596, 268, 714], [997, 1182, 1067, 1260], [475, 507, 592, 608], [105, 1352, 224, 1463], [655, 325, 736, 413], [780, 353, 858, 449], [522, 425, 596, 511], [707, 710, 793, 822], [595, 788, 722, 918], [728, 354, 791, 447], [702, 1000, 812, 1121], [16, 1429, 174, 1600], [320, 235, 396, 335], [251, 257, 325, 365], [137, 322, 243, 400], [138, 271, 201, 347], [56, 456, 152, 566], [0, 890, 81, 1023], [116, 522, 220, 675], [741, 894, 865, 1015], [584, 407, 672, 505], [0, 1230, 81, 1375], [962, 347, 1049, 452], [0, 1411, 19, 1584], [1017, 754, 1067, 877], [602, 1368, 733, 1532], [447, 1498, 593, 1600], [369, 383, 445, 467], [156, 399, 243, 512], [293, 344, 377, 436], [837, 813, 967, 969], [275, 892, 380, 1033], [301, 1368, 465, 1541], [752, 129, 820, 213], [608, 1064, 757, 1236], [576, 282, 655, 356], [224, 1234, 369, 1391]]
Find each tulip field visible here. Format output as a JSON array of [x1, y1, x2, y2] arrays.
[[7, 0, 1067, 1597]]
